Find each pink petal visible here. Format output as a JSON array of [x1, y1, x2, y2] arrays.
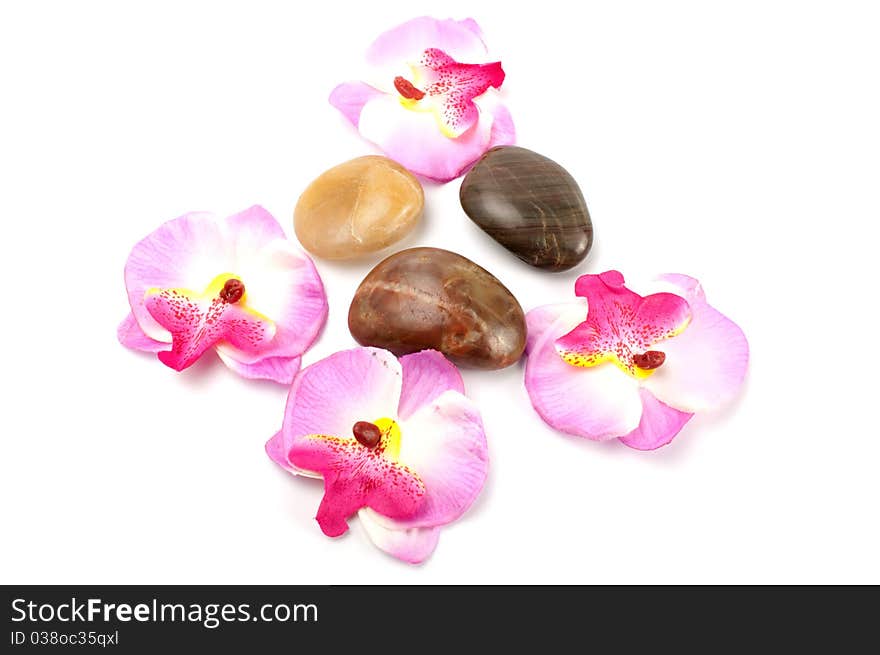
[[288, 432, 425, 537], [556, 270, 692, 374], [484, 96, 516, 148], [397, 350, 464, 421], [524, 300, 587, 354], [642, 274, 749, 412], [365, 16, 488, 69], [117, 312, 168, 353], [328, 81, 386, 128], [395, 390, 488, 528], [415, 48, 505, 137], [524, 301, 643, 440], [457, 18, 485, 42], [225, 204, 286, 243], [358, 92, 495, 182], [271, 348, 403, 471], [216, 352, 301, 386], [124, 210, 226, 343], [358, 508, 441, 564], [618, 388, 694, 451], [266, 430, 293, 472]]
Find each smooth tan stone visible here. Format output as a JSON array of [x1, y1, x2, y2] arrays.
[[294, 156, 424, 259]]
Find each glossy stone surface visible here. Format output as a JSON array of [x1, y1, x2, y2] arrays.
[[348, 247, 526, 370], [294, 156, 423, 259], [459, 146, 593, 271]]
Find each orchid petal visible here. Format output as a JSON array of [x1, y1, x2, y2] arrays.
[[479, 90, 516, 149], [358, 92, 495, 182], [329, 81, 386, 128], [225, 204, 286, 243], [525, 301, 643, 440], [395, 390, 488, 528], [358, 508, 441, 564], [641, 274, 749, 412], [524, 299, 588, 354], [618, 388, 694, 451], [117, 312, 168, 353], [124, 210, 225, 343], [398, 350, 464, 421], [272, 348, 403, 472], [366, 16, 488, 69]]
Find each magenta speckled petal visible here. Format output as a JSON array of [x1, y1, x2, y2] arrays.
[[145, 284, 276, 372], [556, 270, 692, 375], [411, 48, 505, 137], [289, 431, 426, 538]]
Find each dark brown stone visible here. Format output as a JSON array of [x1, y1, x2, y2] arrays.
[[459, 145, 593, 271], [348, 247, 526, 370]]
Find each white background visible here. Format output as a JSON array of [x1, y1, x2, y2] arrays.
[[1, 0, 878, 584]]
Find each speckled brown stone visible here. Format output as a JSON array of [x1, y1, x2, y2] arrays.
[[459, 145, 593, 271], [348, 247, 526, 370]]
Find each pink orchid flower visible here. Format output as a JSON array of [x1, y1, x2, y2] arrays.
[[330, 16, 515, 183], [524, 271, 748, 450], [267, 347, 488, 563], [118, 206, 327, 385]]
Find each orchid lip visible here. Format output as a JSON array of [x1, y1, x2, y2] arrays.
[[353, 421, 382, 449], [393, 76, 425, 100], [633, 350, 666, 370]]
